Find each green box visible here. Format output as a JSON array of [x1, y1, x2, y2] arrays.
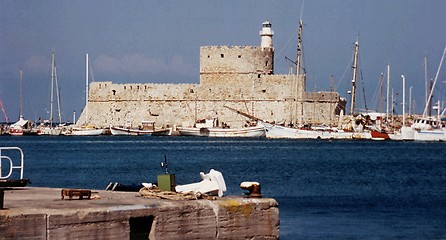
[[157, 174, 176, 192]]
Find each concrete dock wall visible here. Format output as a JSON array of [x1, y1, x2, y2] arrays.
[[0, 188, 279, 239]]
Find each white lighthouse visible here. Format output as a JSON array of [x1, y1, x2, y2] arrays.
[[259, 20, 274, 48]]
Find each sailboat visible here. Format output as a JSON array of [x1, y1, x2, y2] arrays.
[[39, 51, 63, 136], [8, 69, 36, 136], [369, 69, 392, 140], [66, 53, 104, 136], [400, 46, 446, 141]]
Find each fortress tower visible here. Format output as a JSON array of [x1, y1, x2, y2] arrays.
[[200, 22, 274, 86]]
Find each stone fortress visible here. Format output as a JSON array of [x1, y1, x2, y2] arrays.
[[78, 21, 346, 130]]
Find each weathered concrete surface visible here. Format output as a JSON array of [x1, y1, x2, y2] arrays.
[[0, 187, 279, 239]]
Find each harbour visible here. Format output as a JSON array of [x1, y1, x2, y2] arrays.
[[1, 2, 446, 239], [1, 136, 445, 239]]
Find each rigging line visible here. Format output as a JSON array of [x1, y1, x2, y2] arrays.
[[274, 30, 298, 65], [369, 73, 383, 111], [275, 0, 304, 65], [335, 57, 352, 92], [423, 45, 446, 116], [54, 66, 62, 123], [335, 43, 356, 92], [0, 98, 9, 123], [89, 55, 95, 83], [357, 50, 368, 112]]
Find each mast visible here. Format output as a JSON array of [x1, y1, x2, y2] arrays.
[[296, 19, 304, 127], [409, 86, 412, 116], [85, 53, 89, 124], [379, 72, 384, 129], [350, 40, 359, 115], [329, 75, 333, 127], [386, 64, 390, 121], [19, 68, 23, 119], [296, 19, 303, 77], [50, 51, 55, 126], [424, 53, 428, 108], [401, 75, 406, 126]]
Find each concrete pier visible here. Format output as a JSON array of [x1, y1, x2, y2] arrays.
[[0, 187, 279, 239]]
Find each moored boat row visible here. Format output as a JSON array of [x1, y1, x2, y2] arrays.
[[2, 115, 445, 141]]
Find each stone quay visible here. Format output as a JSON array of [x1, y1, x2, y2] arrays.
[[0, 187, 279, 239]]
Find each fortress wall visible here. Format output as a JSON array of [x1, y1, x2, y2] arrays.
[[89, 82, 198, 101], [302, 92, 343, 126], [80, 73, 343, 128]]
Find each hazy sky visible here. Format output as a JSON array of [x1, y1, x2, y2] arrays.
[[1, 0, 445, 123]]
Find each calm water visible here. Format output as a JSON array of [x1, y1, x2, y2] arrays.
[[1, 136, 445, 239]]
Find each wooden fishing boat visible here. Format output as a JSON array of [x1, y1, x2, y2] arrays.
[[177, 118, 265, 137], [110, 121, 172, 136]]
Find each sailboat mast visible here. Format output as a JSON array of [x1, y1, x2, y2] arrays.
[[379, 72, 384, 129], [424, 53, 428, 108], [19, 68, 23, 119], [85, 53, 89, 124], [401, 75, 406, 126], [350, 40, 359, 115], [409, 86, 412, 116], [296, 19, 303, 76], [295, 19, 303, 127], [386, 64, 390, 121], [50, 51, 55, 126]]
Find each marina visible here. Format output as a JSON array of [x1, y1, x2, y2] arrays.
[[1, 136, 445, 239], [1, 2, 446, 239]]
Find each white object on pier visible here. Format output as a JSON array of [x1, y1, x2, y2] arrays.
[[175, 169, 227, 197]]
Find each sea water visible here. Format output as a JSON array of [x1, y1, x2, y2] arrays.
[[1, 136, 445, 239]]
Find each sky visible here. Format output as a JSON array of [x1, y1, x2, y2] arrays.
[[1, 0, 445, 123]]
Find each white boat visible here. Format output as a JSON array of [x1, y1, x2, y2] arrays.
[[38, 126, 63, 136], [178, 125, 265, 137], [177, 118, 265, 137], [110, 121, 172, 136], [413, 128, 446, 142], [67, 126, 104, 136], [8, 125, 24, 136], [260, 121, 365, 140]]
